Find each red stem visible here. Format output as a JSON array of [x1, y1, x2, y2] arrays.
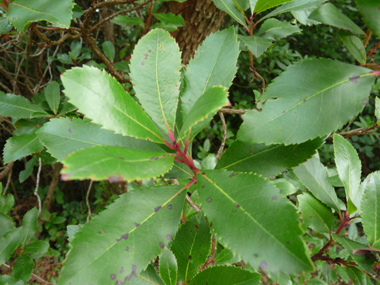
[[143, 1, 153, 34]]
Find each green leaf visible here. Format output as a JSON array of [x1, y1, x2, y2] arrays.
[[37, 117, 164, 161], [125, 264, 165, 284], [215, 137, 323, 178], [153, 13, 184, 26], [189, 266, 261, 284], [130, 29, 181, 134], [254, 0, 295, 14], [23, 240, 49, 258], [255, 19, 302, 41], [102, 41, 115, 62], [261, 0, 326, 21], [293, 156, 341, 214], [239, 35, 272, 58], [67, 225, 83, 243], [12, 254, 34, 282], [0, 17, 11, 35], [0, 92, 47, 118], [298, 192, 334, 234], [151, 22, 181, 32], [212, 0, 247, 28], [61, 66, 165, 144], [333, 134, 362, 214], [375, 97, 380, 122], [197, 170, 314, 275], [308, 3, 364, 35], [346, 266, 366, 285], [237, 59, 376, 145], [338, 31, 366, 65], [354, 0, 380, 39], [19, 156, 36, 183], [20, 207, 38, 246], [72, 4, 84, 19], [159, 248, 178, 285], [178, 86, 229, 140], [292, 8, 321, 26], [249, 0, 258, 13], [332, 234, 375, 273], [0, 213, 15, 237], [44, 81, 61, 115], [171, 215, 211, 283], [0, 194, 15, 214], [58, 96, 77, 115], [0, 227, 22, 264], [181, 27, 239, 132], [61, 146, 174, 181], [3, 133, 44, 164], [58, 185, 185, 285], [272, 179, 297, 196], [111, 15, 144, 27], [0, 275, 25, 285], [361, 171, 380, 249], [7, 0, 74, 32]]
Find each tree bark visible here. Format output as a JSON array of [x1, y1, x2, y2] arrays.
[[161, 0, 225, 64], [99, 5, 116, 45]]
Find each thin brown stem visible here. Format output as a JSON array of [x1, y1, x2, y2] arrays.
[[86, 180, 94, 223], [185, 194, 201, 213], [219, 107, 247, 115], [34, 158, 42, 216], [216, 112, 227, 160]]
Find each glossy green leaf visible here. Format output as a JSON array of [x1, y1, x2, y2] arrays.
[[19, 156, 36, 183], [67, 225, 83, 243], [328, 168, 345, 187], [255, 19, 302, 41], [332, 234, 375, 273], [197, 170, 314, 275], [37, 117, 164, 161], [159, 248, 178, 285], [346, 266, 366, 285], [102, 41, 115, 62], [12, 254, 34, 282], [239, 35, 272, 58], [254, 0, 294, 13], [213, 0, 247, 28], [61, 146, 174, 181], [181, 27, 239, 133], [58, 185, 186, 285], [0, 227, 22, 264], [308, 3, 364, 35], [7, 0, 74, 32], [58, 96, 77, 115], [0, 213, 15, 237], [44, 81, 60, 115], [214, 248, 236, 264], [0, 194, 15, 214], [272, 179, 297, 196], [130, 29, 181, 134], [125, 264, 165, 285], [23, 240, 49, 259], [111, 15, 144, 27], [293, 156, 341, 214], [178, 86, 229, 140], [375, 97, 380, 122], [215, 137, 323, 178], [3, 133, 44, 164], [0, 92, 47, 118], [292, 8, 321, 26], [249, 0, 258, 13], [19, 207, 38, 246], [61, 66, 165, 144], [189, 266, 261, 284], [361, 171, 380, 249], [298, 192, 334, 233], [153, 13, 184, 26], [261, 0, 326, 21], [338, 31, 366, 64], [237, 59, 376, 145], [333, 134, 362, 214], [354, 0, 380, 39], [171, 215, 211, 283]]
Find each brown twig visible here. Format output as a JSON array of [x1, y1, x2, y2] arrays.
[[0, 161, 13, 181], [363, 29, 372, 48], [219, 107, 247, 115], [328, 124, 379, 139], [366, 40, 380, 58], [34, 158, 42, 216], [216, 112, 227, 160], [185, 194, 201, 213]]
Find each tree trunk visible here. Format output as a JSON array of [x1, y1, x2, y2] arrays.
[[99, 5, 115, 45], [161, 0, 225, 64]]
